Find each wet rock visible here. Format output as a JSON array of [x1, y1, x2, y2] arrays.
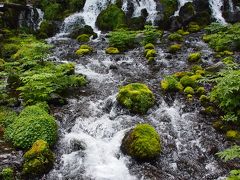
[[48, 93, 67, 106], [70, 139, 86, 152], [206, 62, 225, 72]]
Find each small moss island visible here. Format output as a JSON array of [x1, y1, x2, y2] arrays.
[[121, 124, 161, 160], [117, 83, 155, 114]]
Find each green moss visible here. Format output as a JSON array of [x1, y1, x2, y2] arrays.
[[188, 22, 201, 33], [199, 95, 209, 105], [177, 29, 190, 36], [187, 94, 193, 101], [222, 56, 235, 65], [121, 124, 161, 160], [145, 49, 157, 59], [105, 47, 120, 54], [1, 168, 14, 180], [188, 52, 201, 62], [161, 76, 183, 92], [196, 87, 205, 95], [169, 44, 181, 53], [144, 43, 155, 50], [160, 0, 178, 21], [147, 57, 155, 62], [23, 140, 55, 176], [168, 33, 183, 42], [68, 0, 86, 12], [180, 75, 195, 87], [117, 83, 155, 114], [5, 104, 58, 149], [38, 20, 58, 38], [76, 45, 93, 56], [0, 107, 17, 128], [226, 130, 240, 140], [184, 87, 194, 95], [76, 34, 90, 42], [96, 5, 126, 31]]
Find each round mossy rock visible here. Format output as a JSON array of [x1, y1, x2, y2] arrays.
[[105, 47, 120, 54], [117, 83, 155, 114], [96, 4, 126, 31], [121, 124, 161, 160], [23, 140, 55, 176], [4, 104, 58, 149], [76, 34, 90, 42], [1, 168, 14, 180]]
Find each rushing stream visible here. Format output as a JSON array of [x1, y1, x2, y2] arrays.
[[44, 32, 231, 179]]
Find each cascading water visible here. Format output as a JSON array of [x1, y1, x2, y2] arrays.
[[209, 0, 227, 24], [45, 30, 230, 179], [229, 0, 234, 12], [174, 0, 193, 16], [61, 0, 116, 34], [122, 0, 158, 24]]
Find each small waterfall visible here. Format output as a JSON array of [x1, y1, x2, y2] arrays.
[[36, 8, 44, 29], [209, 0, 227, 24], [61, 0, 116, 34], [122, 0, 157, 24], [229, 0, 234, 12], [174, 0, 193, 16]]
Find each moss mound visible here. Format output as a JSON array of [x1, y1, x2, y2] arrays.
[[121, 124, 161, 160], [188, 52, 201, 62], [169, 44, 181, 53], [96, 4, 126, 31], [0, 168, 14, 180], [5, 104, 58, 149], [76, 34, 90, 42], [76, 45, 93, 56], [105, 47, 120, 54], [117, 83, 155, 114], [23, 140, 55, 176]]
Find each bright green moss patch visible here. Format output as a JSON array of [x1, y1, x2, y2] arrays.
[[169, 44, 181, 53], [76, 45, 93, 56], [188, 52, 201, 62], [226, 130, 240, 140], [144, 43, 155, 50], [121, 124, 161, 160], [105, 47, 120, 54], [117, 83, 155, 114], [5, 104, 58, 149], [168, 33, 183, 42], [0, 167, 14, 180], [180, 75, 196, 87], [23, 140, 55, 176], [161, 76, 183, 92], [184, 87, 194, 95], [76, 34, 90, 42], [188, 22, 201, 33]]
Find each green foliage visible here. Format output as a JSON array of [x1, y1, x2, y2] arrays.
[[68, 0, 86, 12], [0, 168, 14, 180], [122, 124, 161, 160], [145, 49, 157, 59], [227, 170, 240, 180], [0, 107, 17, 128], [217, 146, 240, 162], [117, 83, 155, 114], [196, 87, 205, 95], [23, 140, 55, 176], [226, 130, 240, 140], [5, 104, 58, 149], [17, 63, 87, 104], [188, 22, 201, 33], [44, 3, 63, 20], [105, 47, 120, 54], [144, 43, 155, 50], [96, 5, 126, 31], [210, 70, 240, 113], [109, 30, 137, 51], [142, 25, 162, 45], [204, 23, 240, 52]]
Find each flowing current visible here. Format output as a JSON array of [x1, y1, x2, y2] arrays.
[[209, 0, 227, 24], [46, 31, 230, 179]]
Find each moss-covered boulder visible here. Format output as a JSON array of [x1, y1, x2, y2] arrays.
[[180, 75, 195, 87], [105, 47, 120, 54], [144, 43, 155, 50], [76, 34, 90, 42], [76, 44, 93, 56], [188, 22, 201, 33], [161, 76, 184, 92], [184, 86, 194, 95], [121, 124, 161, 160], [0, 106, 17, 128], [96, 5, 126, 31], [0, 167, 14, 180], [23, 140, 55, 176], [179, 2, 195, 22], [169, 44, 181, 53], [117, 83, 155, 114], [68, 0, 86, 12], [160, 0, 178, 23], [168, 33, 183, 42], [38, 20, 59, 38], [4, 104, 58, 149]]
